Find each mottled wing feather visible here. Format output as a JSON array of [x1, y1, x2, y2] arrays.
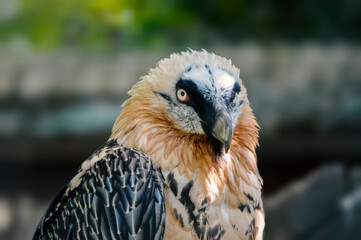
[[33, 141, 166, 240]]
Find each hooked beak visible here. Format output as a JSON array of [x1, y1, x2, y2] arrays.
[[211, 111, 234, 152]]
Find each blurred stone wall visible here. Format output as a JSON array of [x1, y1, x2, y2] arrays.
[[1, 44, 360, 138], [265, 164, 361, 240]]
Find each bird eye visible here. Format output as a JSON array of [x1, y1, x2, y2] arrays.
[[177, 89, 188, 102]]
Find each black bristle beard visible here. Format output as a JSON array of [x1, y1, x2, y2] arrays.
[[201, 124, 224, 160], [209, 137, 224, 160]]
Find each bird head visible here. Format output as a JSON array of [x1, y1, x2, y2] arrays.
[[154, 64, 244, 156], [111, 50, 254, 158]]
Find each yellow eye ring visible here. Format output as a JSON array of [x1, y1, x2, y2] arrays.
[[177, 89, 188, 102]]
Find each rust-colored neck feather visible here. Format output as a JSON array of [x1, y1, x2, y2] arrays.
[[110, 91, 260, 203]]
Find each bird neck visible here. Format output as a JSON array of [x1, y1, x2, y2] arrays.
[[110, 94, 261, 204]]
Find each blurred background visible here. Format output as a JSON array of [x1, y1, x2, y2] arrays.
[[0, 0, 361, 239]]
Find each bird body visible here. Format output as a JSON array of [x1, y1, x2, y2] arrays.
[[34, 50, 264, 240]]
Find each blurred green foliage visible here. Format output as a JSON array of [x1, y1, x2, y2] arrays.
[[0, 0, 360, 50], [0, 0, 199, 50]]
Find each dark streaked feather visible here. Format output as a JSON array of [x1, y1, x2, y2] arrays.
[[33, 141, 166, 240]]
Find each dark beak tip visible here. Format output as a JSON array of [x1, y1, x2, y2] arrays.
[[224, 141, 231, 153]]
